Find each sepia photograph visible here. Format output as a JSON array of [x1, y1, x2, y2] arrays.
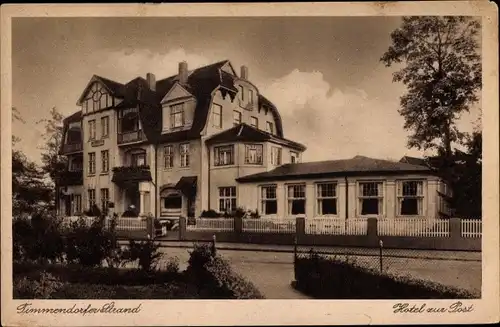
[[1, 2, 498, 326]]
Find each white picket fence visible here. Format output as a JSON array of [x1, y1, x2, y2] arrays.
[[61, 216, 148, 231], [187, 218, 234, 232], [305, 218, 368, 235], [377, 218, 450, 237], [243, 218, 296, 234], [461, 219, 482, 238]]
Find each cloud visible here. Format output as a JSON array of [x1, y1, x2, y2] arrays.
[[261, 69, 426, 162]]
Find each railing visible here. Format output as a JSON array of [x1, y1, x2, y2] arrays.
[[62, 143, 82, 153], [187, 218, 234, 232], [117, 130, 144, 144], [243, 218, 296, 234], [461, 219, 482, 238], [305, 218, 368, 235], [377, 218, 450, 237], [110, 217, 148, 231]]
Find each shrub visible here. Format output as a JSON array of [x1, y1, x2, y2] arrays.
[[293, 250, 477, 299], [83, 204, 102, 217], [185, 243, 264, 299], [64, 216, 116, 267], [122, 239, 163, 272], [13, 212, 65, 264], [200, 209, 221, 218], [13, 272, 63, 299]]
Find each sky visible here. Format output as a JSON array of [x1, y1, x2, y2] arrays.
[[11, 17, 481, 164]]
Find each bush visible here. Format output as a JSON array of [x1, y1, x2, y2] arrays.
[[200, 209, 221, 218], [122, 239, 163, 272], [185, 243, 264, 299], [13, 272, 63, 299], [83, 204, 102, 217], [64, 216, 116, 267], [13, 213, 65, 263], [293, 250, 477, 299]]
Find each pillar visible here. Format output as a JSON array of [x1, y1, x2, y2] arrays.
[[179, 216, 187, 240], [139, 191, 145, 216]]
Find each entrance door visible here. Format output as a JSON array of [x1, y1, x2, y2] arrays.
[[126, 188, 140, 213], [64, 196, 71, 216]]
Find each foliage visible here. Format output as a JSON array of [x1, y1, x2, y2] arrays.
[[13, 272, 63, 299], [185, 243, 264, 299], [381, 17, 481, 157], [64, 217, 116, 267], [122, 239, 163, 272], [200, 209, 222, 218], [83, 204, 103, 217], [293, 250, 477, 299], [13, 213, 65, 264]]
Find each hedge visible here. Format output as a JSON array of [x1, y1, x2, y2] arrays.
[[293, 251, 478, 299]]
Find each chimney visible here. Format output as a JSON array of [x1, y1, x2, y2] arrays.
[[179, 61, 188, 84], [240, 65, 248, 80], [146, 73, 156, 91]]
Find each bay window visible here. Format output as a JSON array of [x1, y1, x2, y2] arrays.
[[245, 144, 263, 164], [287, 184, 306, 215], [397, 180, 424, 216], [271, 147, 282, 166], [316, 182, 337, 215], [260, 185, 277, 215], [358, 181, 384, 216]]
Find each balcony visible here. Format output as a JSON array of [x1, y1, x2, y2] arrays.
[[112, 165, 152, 187], [56, 170, 83, 186], [62, 143, 83, 154], [117, 130, 145, 145]]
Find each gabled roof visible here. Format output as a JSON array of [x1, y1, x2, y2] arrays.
[[399, 155, 428, 166], [206, 123, 306, 151], [237, 155, 433, 182]]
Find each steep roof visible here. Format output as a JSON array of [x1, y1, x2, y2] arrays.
[[237, 155, 433, 182], [399, 155, 428, 166], [206, 123, 306, 151], [68, 60, 285, 145]]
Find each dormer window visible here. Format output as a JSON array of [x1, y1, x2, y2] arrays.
[[212, 104, 222, 128], [249, 89, 254, 104], [171, 103, 185, 128]]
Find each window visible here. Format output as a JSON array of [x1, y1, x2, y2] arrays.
[[397, 180, 424, 216], [260, 185, 277, 215], [219, 187, 236, 213], [101, 150, 109, 173], [316, 183, 337, 215], [249, 89, 254, 104], [250, 116, 258, 128], [180, 143, 190, 167], [271, 147, 282, 166], [164, 145, 174, 168], [358, 182, 384, 216], [233, 110, 242, 126], [212, 104, 222, 128], [100, 188, 109, 213], [163, 193, 182, 210], [214, 145, 234, 166], [239, 85, 244, 101], [245, 144, 263, 164], [101, 116, 109, 138], [287, 184, 306, 215], [70, 157, 83, 171], [266, 121, 274, 134], [88, 189, 96, 209], [88, 152, 96, 174], [131, 152, 146, 167], [170, 103, 185, 128], [72, 194, 82, 215], [119, 108, 140, 133], [290, 151, 299, 164], [88, 120, 96, 140]]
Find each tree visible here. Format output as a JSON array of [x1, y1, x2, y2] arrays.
[[381, 16, 481, 158], [37, 107, 67, 185]]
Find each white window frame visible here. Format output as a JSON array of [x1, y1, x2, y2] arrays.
[[316, 182, 338, 216], [88, 152, 96, 175], [88, 189, 96, 209], [218, 187, 237, 213], [271, 147, 282, 166], [100, 188, 109, 213], [101, 116, 109, 138], [233, 110, 242, 126], [212, 104, 222, 128], [101, 150, 109, 173], [88, 120, 96, 140], [170, 103, 185, 128], [290, 151, 299, 164], [286, 184, 306, 216], [244, 144, 263, 165], [260, 185, 278, 216], [396, 180, 425, 216], [214, 145, 234, 166], [180, 143, 190, 167], [357, 181, 385, 217], [164, 145, 174, 169]]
